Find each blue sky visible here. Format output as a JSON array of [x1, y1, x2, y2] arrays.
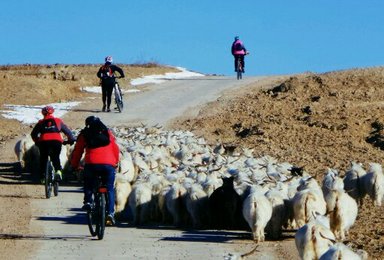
[[1, 1, 383, 76]]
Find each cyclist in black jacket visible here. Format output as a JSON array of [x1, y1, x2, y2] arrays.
[[97, 56, 125, 112]]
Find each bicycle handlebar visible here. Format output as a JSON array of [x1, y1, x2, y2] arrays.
[[62, 140, 75, 146]]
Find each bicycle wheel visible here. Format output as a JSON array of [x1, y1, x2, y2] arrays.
[[53, 180, 59, 196], [45, 161, 53, 199], [114, 84, 123, 112], [237, 70, 242, 80], [237, 60, 243, 80], [96, 193, 106, 240], [87, 200, 97, 237]]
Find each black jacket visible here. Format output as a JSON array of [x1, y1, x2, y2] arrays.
[[97, 63, 125, 85]]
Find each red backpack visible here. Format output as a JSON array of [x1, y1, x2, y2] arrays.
[[100, 65, 114, 79]]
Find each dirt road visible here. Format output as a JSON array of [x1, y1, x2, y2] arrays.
[[3, 75, 298, 259]]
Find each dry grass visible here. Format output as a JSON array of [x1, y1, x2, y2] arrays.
[[0, 63, 179, 142]]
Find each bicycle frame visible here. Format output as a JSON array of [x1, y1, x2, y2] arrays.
[[114, 80, 124, 112], [236, 57, 243, 80]]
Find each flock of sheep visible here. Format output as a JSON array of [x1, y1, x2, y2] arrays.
[[15, 125, 383, 260]]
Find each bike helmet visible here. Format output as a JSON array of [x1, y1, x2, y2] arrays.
[[41, 105, 54, 116], [234, 36, 239, 41], [85, 115, 100, 127], [105, 56, 113, 63]]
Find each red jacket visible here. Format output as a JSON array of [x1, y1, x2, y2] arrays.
[[31, 115, 75, 143], [70, 129, 120, 168]]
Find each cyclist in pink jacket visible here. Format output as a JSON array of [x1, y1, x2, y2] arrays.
[[231, 36, 248, 73]]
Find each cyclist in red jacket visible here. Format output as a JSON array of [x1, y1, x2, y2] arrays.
[[31, 105, 75, 183], [70, 116, 120, 225]]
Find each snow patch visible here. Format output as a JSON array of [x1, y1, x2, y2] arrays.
[[0, 102, 80, 125]]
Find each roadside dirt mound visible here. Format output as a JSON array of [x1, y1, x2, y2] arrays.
[[175, 67, 384, 258]]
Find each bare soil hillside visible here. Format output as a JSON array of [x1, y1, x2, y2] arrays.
[[174, 67, 384, 259]]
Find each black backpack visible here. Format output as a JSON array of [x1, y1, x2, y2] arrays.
[[41, 118, 60, 133], [82, 120, 110, 148]]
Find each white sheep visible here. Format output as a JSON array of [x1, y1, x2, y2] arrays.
[[185, 183, 209, 228], [14, 134, 39, 174], [158, 184, 172, 223], [343, 162, 367, 205], [117, 149, 135, 183], [128, 182, 152, 225], [202, 173, 223, 197], [363, 162, 384, 206], [265, 188, 286, 240], [322, 168, 344, 198], [114, 176, 132, 215], [319, 242, 368, 260], [165, 182, 188, 227], [292, 178, 327, 227], [242, 185, 273, 242], [324, 189, 358, 240], [295, 213, 335, 260]]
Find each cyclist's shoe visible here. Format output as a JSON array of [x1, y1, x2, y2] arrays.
[[102, 105, 106, 112], [54, 170, 63, 181], [82, 202, 92, 211], [106, 214, 115, 226], [107, 108, 111, 112]]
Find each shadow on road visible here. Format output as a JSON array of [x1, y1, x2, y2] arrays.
[[160, 230, 251, 243], [36, 208, 87, 225], [0, 233, 89, 241]]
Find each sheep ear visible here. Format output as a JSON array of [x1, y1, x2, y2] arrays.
[[319, 230, 336, 243]]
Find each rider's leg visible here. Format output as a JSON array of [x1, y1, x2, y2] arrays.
[[49, 140, 63, 180], [101, 85, 107, 111], [83, 164, 95, 205], [37, 142, 49, 181], [234, 55, 239, 71], [100, 165, 116, 216], [240, 55, 245, 72], [49, 140, 62, 171], [105, 84, 114, 112]]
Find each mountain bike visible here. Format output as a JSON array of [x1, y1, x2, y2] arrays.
[[87, 174, 110, 240], [235, 52, 249, 80], [236, 57, 244, 80], [44, 140, 72, 199], [44, 158, 58, 198], [114, 78, 124, 113]]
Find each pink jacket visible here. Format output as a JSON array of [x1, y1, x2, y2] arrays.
[[232, 40, 246, 55]]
